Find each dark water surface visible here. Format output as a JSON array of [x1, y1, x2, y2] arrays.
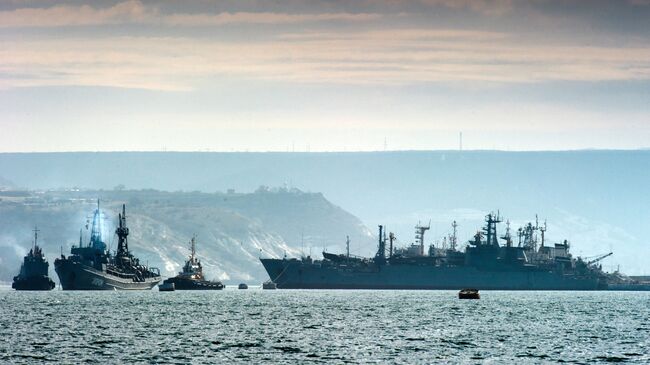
[[1, 289, 649, 364]]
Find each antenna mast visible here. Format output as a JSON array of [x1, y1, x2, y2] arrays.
[[375, 225, 386, 264], [33, 226, 39, 250], [539, 220, 547, 248], [502, 220, 513, 247], [115, 204, 130, 256], [484, 212, 502, 246], [415, 221, 431, 256], [190, 235, 196, 261], [450, 221, 458, 251]]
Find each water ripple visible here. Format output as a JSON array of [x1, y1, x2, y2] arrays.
[[1, 290, 649, 363]]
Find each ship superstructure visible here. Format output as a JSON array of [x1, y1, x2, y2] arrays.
[[12, 227, 56, 291], [55, 202, 161, 290], [261, 212, 611, 290], [161, 235, 224, 290]]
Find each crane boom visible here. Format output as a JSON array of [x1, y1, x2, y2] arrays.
[[587, 252, 613, 266]]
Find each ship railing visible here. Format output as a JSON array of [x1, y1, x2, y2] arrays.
[[105, 268, 136, 279]]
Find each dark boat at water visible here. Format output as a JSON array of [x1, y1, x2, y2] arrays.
[[12, 227, 55, 291], [458, 289, 480, 299], [261, 212, 612, 290], [262, 280, 277, 290], [55, 202, 161, 290], [161, 236, 224, 290]]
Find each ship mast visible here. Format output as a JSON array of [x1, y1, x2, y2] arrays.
[[33, 225, 39, 251], [502, 220, 513, 247], [115, 204, 130, 256], [415, 221, 430, 256], [346, 235, 350, 259], [449, 221, 458, 251], [89, 199, 106, 251], [484, 212, 502, 246], [190, 235, 197, 262], [375, 225, 386, 264]]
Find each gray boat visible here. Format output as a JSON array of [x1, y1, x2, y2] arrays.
[[261, 212, 611, 290], [55, 202, 161, 290], [160, 235, 224, 290], [12, 227, 56, 291]]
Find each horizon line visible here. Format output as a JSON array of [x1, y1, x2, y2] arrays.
[[1, 148, 650, 154]]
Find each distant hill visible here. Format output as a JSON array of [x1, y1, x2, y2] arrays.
[[0, 150, 648, 274], [0, 189, 373, 284]]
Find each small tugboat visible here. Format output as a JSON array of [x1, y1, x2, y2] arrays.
[[160, 235, 224, 290], [262, 280, 277, 290], [12, 227, 56, 291], [238, 283, 248, 289], [458, 288, 480, 299]]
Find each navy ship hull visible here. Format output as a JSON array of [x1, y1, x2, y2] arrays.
[[12, 276, 55, 291], [260, 259, 603, 290], [162, 277, 224, 290], [55, 260, 160, 290]]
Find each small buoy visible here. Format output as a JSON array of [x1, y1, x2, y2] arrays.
[[238, 283, 248, 289]]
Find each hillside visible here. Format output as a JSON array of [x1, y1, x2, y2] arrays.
[[0, 151, 648, 274], [0, 189, 374, 284]]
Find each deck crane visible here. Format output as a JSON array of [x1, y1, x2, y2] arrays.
[[586, 252, 613, 266]]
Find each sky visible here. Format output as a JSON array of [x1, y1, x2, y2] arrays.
[[1, 0, 649, 152]]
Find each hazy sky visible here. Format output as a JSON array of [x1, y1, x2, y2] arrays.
[[1, 0, 649, 152]]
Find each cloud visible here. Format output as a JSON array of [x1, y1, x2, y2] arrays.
[[362, 0, 514, 15], [0, 1, 150, 28], [164, 12, 381, 26], [0, 1, 381, 28], [419, 0, 514, 15], [2, 28, 649, 91]]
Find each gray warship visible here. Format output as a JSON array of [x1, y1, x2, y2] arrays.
[[160, 235, 224, 290], [12, 227, 56, 291], [261, 212, 612, 290], [55, 202, 161, 290]]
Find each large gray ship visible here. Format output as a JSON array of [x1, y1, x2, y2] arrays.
[[55, 202, 161, 290], [261, 212, 612, 290]]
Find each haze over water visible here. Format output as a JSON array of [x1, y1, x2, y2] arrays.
[[2, 289, 648, 364]]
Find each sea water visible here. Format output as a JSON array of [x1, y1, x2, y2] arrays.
[[1, 289, 649, 364]]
